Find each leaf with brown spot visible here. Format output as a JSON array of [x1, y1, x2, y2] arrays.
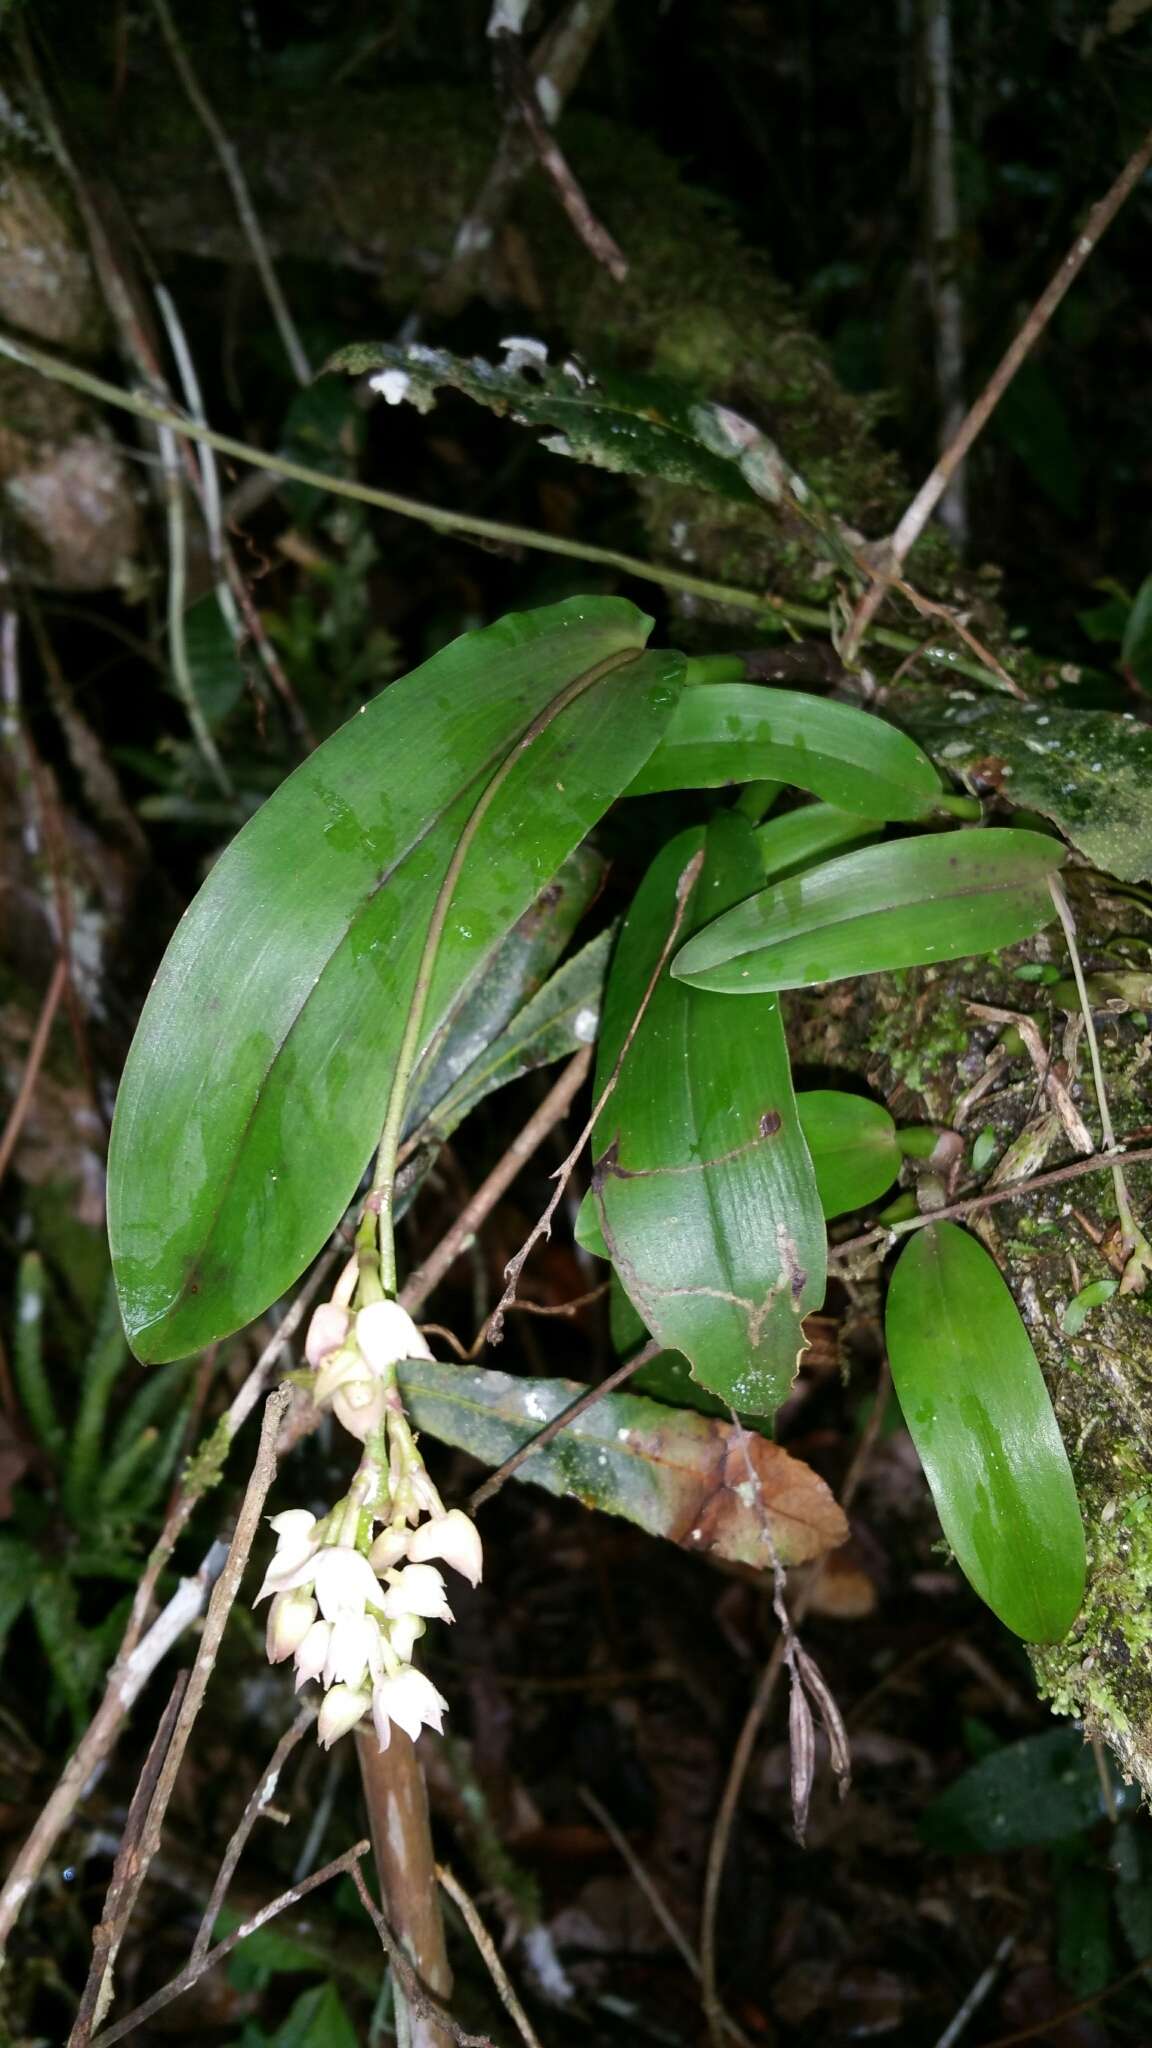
[[397, 1359, 848, 1568]]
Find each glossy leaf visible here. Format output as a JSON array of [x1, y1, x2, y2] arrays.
[[757, 801, 886, 883], [900, 691, 1152, 881], [627, 683, 945, 819], [109, 598, 684, 1361], [397, 1360, 847, 1567], [587, 812, 826, 1414], [921, 1728, 1129, 1852], [673, 827, 1064, 994], [404, 844, 603, 1132], [885, 1222, 1085, 1642], [796, 1090, 901, 1217]]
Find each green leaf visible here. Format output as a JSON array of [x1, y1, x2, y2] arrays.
[[627, 684, 945, 819], [397, 1359, 847, 1566], [327, 340, 829, 523], [0, 1536, 36, 1658], [183, 593, 246, 726], [885, 1222, 1085, 1641], [588, 812, 826, 1413], [404, 843, 603, 1131], [672, 827, 1064, 994], [757, 802, 886, 882], [109, 598, 684, 1361], [233, 1981, 360, 2048], [1061, 1277, 1118, 1336], [796, 1090, 900, 1217], [921, 1727, 1125, 1852], [898, 691, 1152, 882], [1121, 573, 1152, 690]]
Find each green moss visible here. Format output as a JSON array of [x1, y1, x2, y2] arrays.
[[181, 1410, 233, 1499]]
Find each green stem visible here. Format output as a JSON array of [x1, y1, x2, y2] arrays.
[[367, 647, 639, 1293], [0, 327, 1018, 695]]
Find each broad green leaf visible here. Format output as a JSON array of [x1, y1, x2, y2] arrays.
[[757, 802, 886, 882], [397, 1360, 847, 1566], [899, 690, 1152, 881], [607, 1275, 776, 1432], [627, 683, 945, 819], [885, 1222, 1085, 1641], [673, 827, 1064, 993], [109, 598, 684, 1361], [588, 812, 826, 1413], [796, 1090, 900, 1217], [920, 1727, 1130, 1852], [404, 843, 603, 1131]]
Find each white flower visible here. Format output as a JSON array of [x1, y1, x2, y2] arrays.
[[266, 1589, 317, 1663], [407, 1509, 484, 1588], [255, 1510, 319, 1602], [383, 1564, 453, 1623], [312, 1545, 387, 1621], [293, 1618, 332, 1688], [323, 1612, 382, 1689], [317, 1683, 371, 1748], [372, 1667, 449, 1748], [305, 1302, 351, 1368], [355, 1299, 433, 1375]]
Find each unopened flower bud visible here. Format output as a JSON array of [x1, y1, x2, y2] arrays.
[[305, 1301, 352, 1368], [407, 1509, 484, 1588], [383, 1563, 453, 1623], [317, 1683, 371, 1748], [355, 1299, 433, 1376], [369, 1527, 411, 1574], [266, 1588, 318, 1664], [388, 1612, 423, 1664]]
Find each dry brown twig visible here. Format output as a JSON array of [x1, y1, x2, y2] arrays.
[[85, 1840, 371, 2048], [468, 1340, 661, 1515], [843, 124, 1152, 660], [437, 1861, 543, 2048], [348, 1860, 492, 2048], [492, 26, 628, 282], [191, 1704, 317, 1964]]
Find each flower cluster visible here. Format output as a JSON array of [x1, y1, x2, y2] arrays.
[[257, 1295, 482, 1751]]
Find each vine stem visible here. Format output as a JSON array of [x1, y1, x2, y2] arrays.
[[363, 646, 639, 1294], [0, 326, 1017, 693]]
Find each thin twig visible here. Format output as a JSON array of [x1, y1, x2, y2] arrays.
[[0, 326, 1019, 693], [0, 1246, 334, 1954], [69, 1673, 189, 2044], [349, 1859, 491, 2048], [578, 1788, 701, 1981], [86, 1841, 370, 2047], [489, 848, 704, 1340], [79, 1388, 291, 2037], [698, 1366, 890, 2044], [437, 1862, 543, 2048], [933, 1933, 1018, 2048], [467, 1340, 660, 1513], [829, 1141, 1152, 1267], [979, 1952, 1152, 2047], [0, 955, 67, 1188], [1048, 875, 1148, 1272], [192, 1704, 316, 1963], [151, 0, 311, 385], [155, 418, 235, 797], [399, 1047, 593, 1311], [844, 125, 1152, 656], [493, 29, 628, 280]]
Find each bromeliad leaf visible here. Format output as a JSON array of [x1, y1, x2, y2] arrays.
[[627, 683, 946, 820], [587, 811, 826, 1414], [397, 1360, 848, 1568], [885, 1222, 1086, 1641], [673, 827, 1064, 993], [108, 598, 684, 1361], [796, 1091, 901, 1217]]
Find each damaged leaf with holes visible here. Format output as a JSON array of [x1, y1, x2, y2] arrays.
[[582, 810, 826, 1416]]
